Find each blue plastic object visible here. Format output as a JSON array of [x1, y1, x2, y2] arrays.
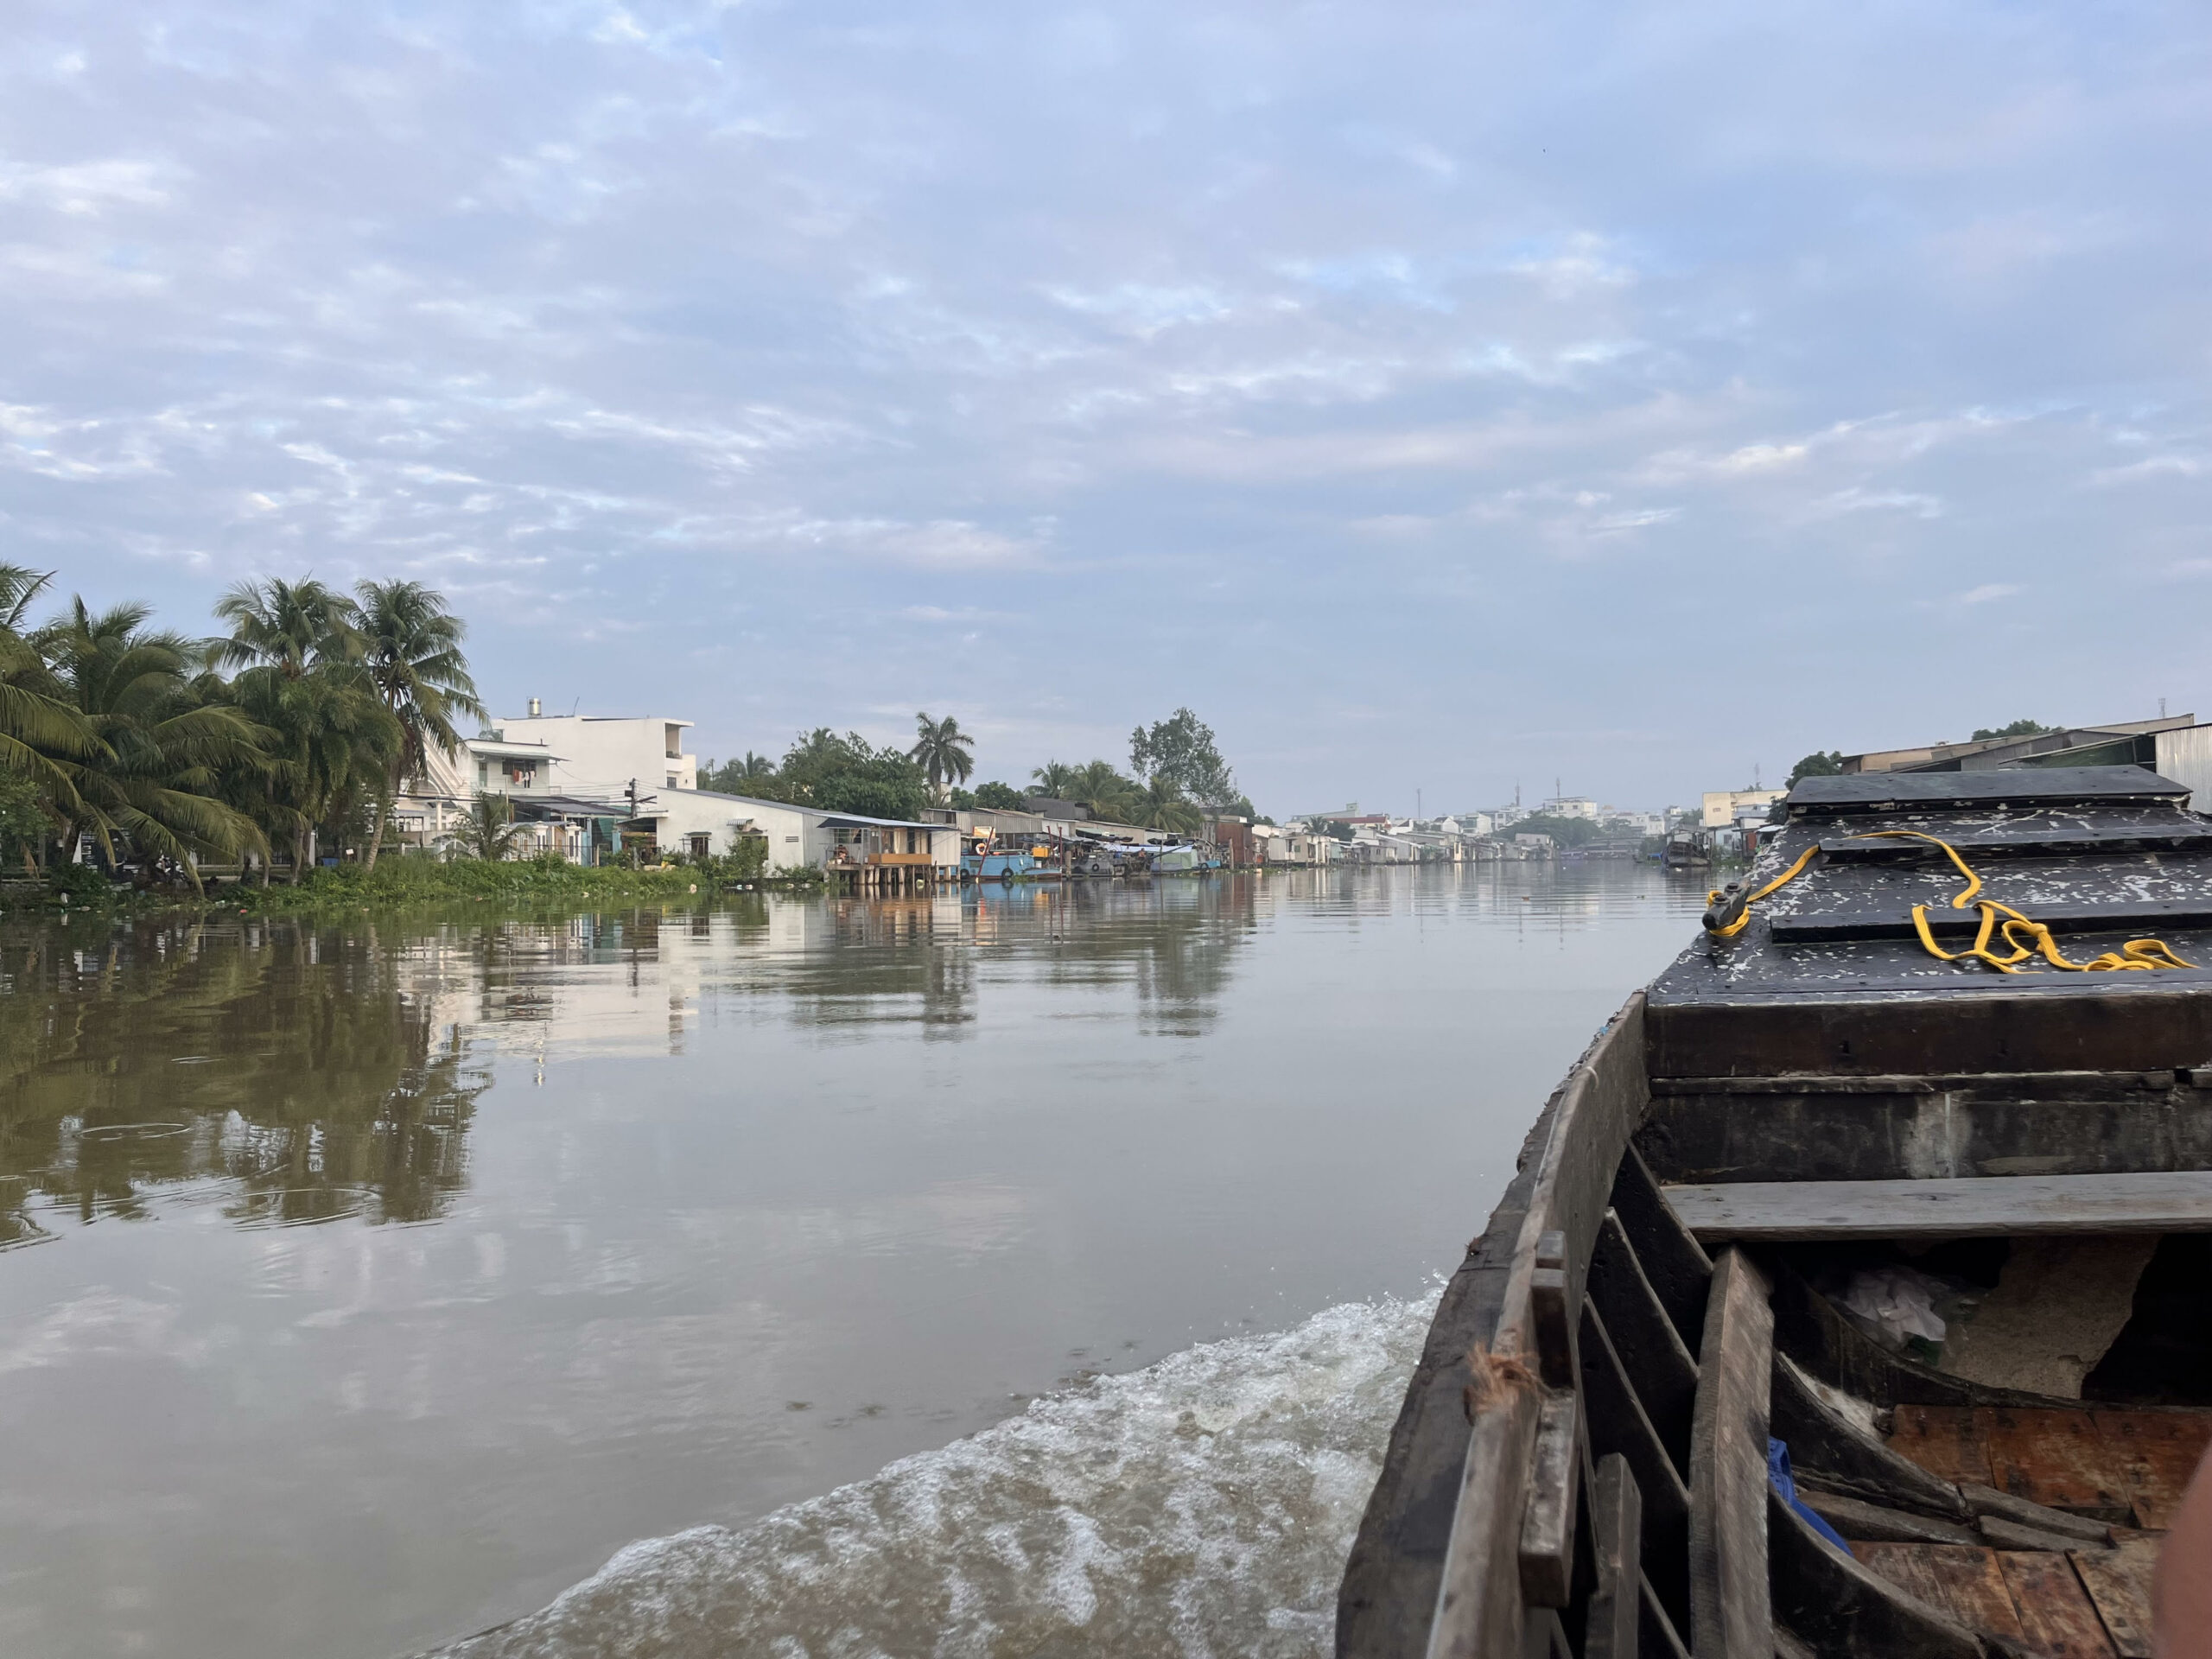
[[1769, 1437, 1853, 1557]]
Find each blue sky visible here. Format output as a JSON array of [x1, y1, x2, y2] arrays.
[[3, 2, 2209, 814]]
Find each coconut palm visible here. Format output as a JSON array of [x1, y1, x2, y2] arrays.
[[353, 580, 485, 868], [442, 791, 526, 861], [1129, 775, 1202, 836], [35, 598, 267, 886], [909, 712, 975, 802], [1070, 760, 1140, 823], [210, 576, 359, 679], [1031, 760, 1079, 797], [0, 564, 97, 810], [213, 578, 397, 880]]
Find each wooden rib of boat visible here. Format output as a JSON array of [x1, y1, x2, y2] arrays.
[[1339, 766, 2212, 1658]]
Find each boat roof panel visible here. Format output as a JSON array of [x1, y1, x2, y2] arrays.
[[1785, 766, 2187, 813]]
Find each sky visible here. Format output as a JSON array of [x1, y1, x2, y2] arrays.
[[3, 1, 2209, 817]]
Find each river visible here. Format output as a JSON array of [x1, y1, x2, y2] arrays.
[[0, 864, 1708, 1658]]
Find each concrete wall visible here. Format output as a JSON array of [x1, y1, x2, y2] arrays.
[[493, 715, 698, 798]]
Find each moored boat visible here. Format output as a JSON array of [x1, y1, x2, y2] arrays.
[[1340, 766, 2212, 1657]]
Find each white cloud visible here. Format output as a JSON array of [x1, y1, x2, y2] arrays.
[[1957, 582, 2021, 605]]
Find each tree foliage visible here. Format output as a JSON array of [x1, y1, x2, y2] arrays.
[[908, 712, 975, 801], [971, 780, 1023, 809], [1787, 750, 1845, 786], [1128, 708, 1236, 808], [1971, 719, 2056, 741]]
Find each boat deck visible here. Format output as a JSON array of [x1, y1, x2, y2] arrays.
[[1827, 1403, 2210, 1655]]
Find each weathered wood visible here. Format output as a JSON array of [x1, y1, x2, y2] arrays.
[[1979, 1514, 2108, 1554], [1496, 999, 1650, 1379], [1637, 1085, 2212, 1185], [1770, 1353, 1969, 1522], [1688, 1248, 1774, 1659], [2088, 1409, 2212, 1529], [1426, 1376, 1544, 1659], [1587, 1210, 1700, 1475], [1980, 1408, 2133, 1521], [1771, 896, 2212, 944], [1765, 1490, 1985, 1657], [1530, 1231, 1573, 1388], [1645, 982, 2212, 1081], [1820, 825, 2212, 861], [1959, 1482, 2113, 1543], [1788, 768, 2187, 811], [1581, 1300, 1693, 1637], [1609, 1142, 1713, 1352], [2069, 1535, 2158, 1659], [1517, 1391, 1580, 1608], [1995, 1548, 2119, 1656], [1886, 1404, 1995, 1486], [1853, 1543, 2026, 1638], [1796, 1489, 1979, 1546], [1585, 1452, 1642, 1659], [1663, 1171, 2212, 1243]]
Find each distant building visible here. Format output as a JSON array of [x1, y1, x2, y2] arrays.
[[1701, 789, 1784, 829], [1540, 797, 1599, 820]]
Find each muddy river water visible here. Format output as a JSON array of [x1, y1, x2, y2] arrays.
[[0, 864, 1708, 1658]]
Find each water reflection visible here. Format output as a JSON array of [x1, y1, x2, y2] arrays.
[[0, 920, 490, 1247], [0, 865, 1709, 1659]]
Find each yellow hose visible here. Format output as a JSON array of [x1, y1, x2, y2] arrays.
[[1704, 828, 2195, 973]]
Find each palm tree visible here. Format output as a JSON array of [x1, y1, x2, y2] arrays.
[[353, 580, 485, 868], [1070, 760, 1139, 823], [442, 791, 526, 861], [213, 577, 396, 880], [35, 598, 267, 887], [210, 576, 359, 679], [0, 564, 97, 818], [1031, 760, 1080, 798], [1129, 776, 1201, 836], [909, 712, 975, 802]]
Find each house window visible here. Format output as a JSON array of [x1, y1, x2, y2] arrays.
[[687, 834, 710, 859], [666, 773, 678, 789]]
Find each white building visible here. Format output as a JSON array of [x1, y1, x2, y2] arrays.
[[1540, 796, 1600, 820], [483, 707, 697, 797], [638, 789, 960, 874], [1701, 788, 1784, 829]]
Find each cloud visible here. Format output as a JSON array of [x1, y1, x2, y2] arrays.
[[1816, 486, 1945, 518], [1957, 582, 2021, 605]]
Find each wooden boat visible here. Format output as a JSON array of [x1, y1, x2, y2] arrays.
[[1339, 766, 2212, 1657]]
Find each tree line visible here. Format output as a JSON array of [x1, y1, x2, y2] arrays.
[[0, 566, 480, 887], [700, 705, 1253, 835]]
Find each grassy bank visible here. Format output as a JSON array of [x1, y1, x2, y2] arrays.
[[5, 854, 820, 918]]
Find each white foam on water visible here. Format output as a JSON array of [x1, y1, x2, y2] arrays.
[[438, 1294, 1436, 1659]]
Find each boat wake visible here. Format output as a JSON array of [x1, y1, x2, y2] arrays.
[[436, 1294, 1434, 1659]]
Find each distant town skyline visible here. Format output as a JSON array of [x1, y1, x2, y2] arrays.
[[5, 3, 2207, 812]]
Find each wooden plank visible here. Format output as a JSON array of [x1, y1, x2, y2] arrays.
[[1426, 1374, 1544, 1659], [2069, 1535, 2160, 1659], [1608, 1141, 1713, 1352], [1517, 1391, 1580, 1607], [1917, 1546, 2029, 1637], [1853, 1540, 1948, 1607], [1766, 1491, 1983, 1657], [1580, 1300, 1692, 1637], [1662, 1171, 2212, 1243], [1820, 827, 2212, 861], [1960, 1482, 2113, 1543], [1770, 1354, 1970, 1522], [1637, 1089, 2212, 1186], [1797, 1490, 1977, 1545], [1688, 1248, 1773, 1659], [1887, 1405, 1993, 1487], [1789, 768, 2187, 810], [1583, 1452, 1641, 1659], [1644, 982, 2212, 1081], [1770, 897, 2212, 944], [1996, 1549, 2118, 1657], [1980, 1408, 2132, 1520], [2088, 1409, 2212, 1529], [1586, 1209, 1699, 1475]]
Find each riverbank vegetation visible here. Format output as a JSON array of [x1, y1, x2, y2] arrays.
[[0, 564, 483, 893]]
